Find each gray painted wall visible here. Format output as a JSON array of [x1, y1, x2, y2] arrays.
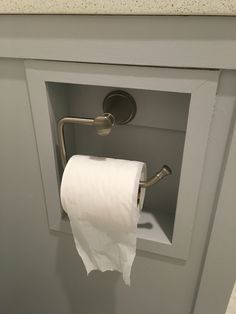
[[0, 59, 234, 314]]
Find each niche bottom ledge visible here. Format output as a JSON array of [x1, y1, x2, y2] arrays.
[[56, 209, 174, 250], [138, 210, 174, 246]]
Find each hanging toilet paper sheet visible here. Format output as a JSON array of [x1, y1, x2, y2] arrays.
[[60, 155, 146, 285]]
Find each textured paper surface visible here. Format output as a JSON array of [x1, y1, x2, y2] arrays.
[[61, 155, 146, 285]]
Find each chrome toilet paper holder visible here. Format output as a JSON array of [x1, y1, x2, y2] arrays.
[[58, 90, 172, 188]]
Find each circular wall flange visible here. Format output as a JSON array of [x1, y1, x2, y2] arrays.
[[103, 90, 137, 125]]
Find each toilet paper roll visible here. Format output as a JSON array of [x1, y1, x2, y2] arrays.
[[60, 155, 146, 285]]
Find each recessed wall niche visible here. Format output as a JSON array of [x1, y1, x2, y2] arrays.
[[46, 82, 190, 245], [25, 60, 218, 259]]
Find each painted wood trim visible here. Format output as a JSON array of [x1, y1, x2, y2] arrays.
[[0, 16, 236, 69], [193, 101, 236, 314]]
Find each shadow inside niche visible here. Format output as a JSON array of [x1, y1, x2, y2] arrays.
[[55, 226, 120, 314], [138, 222, 153, 229]]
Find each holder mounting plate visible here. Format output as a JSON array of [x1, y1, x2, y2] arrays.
[[103, 90, 137, 125]]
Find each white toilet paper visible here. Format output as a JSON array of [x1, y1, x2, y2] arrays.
[[60, 155, 146, 285]]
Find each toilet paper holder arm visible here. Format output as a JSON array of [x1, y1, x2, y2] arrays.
[[58, 115, 172, 188]]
